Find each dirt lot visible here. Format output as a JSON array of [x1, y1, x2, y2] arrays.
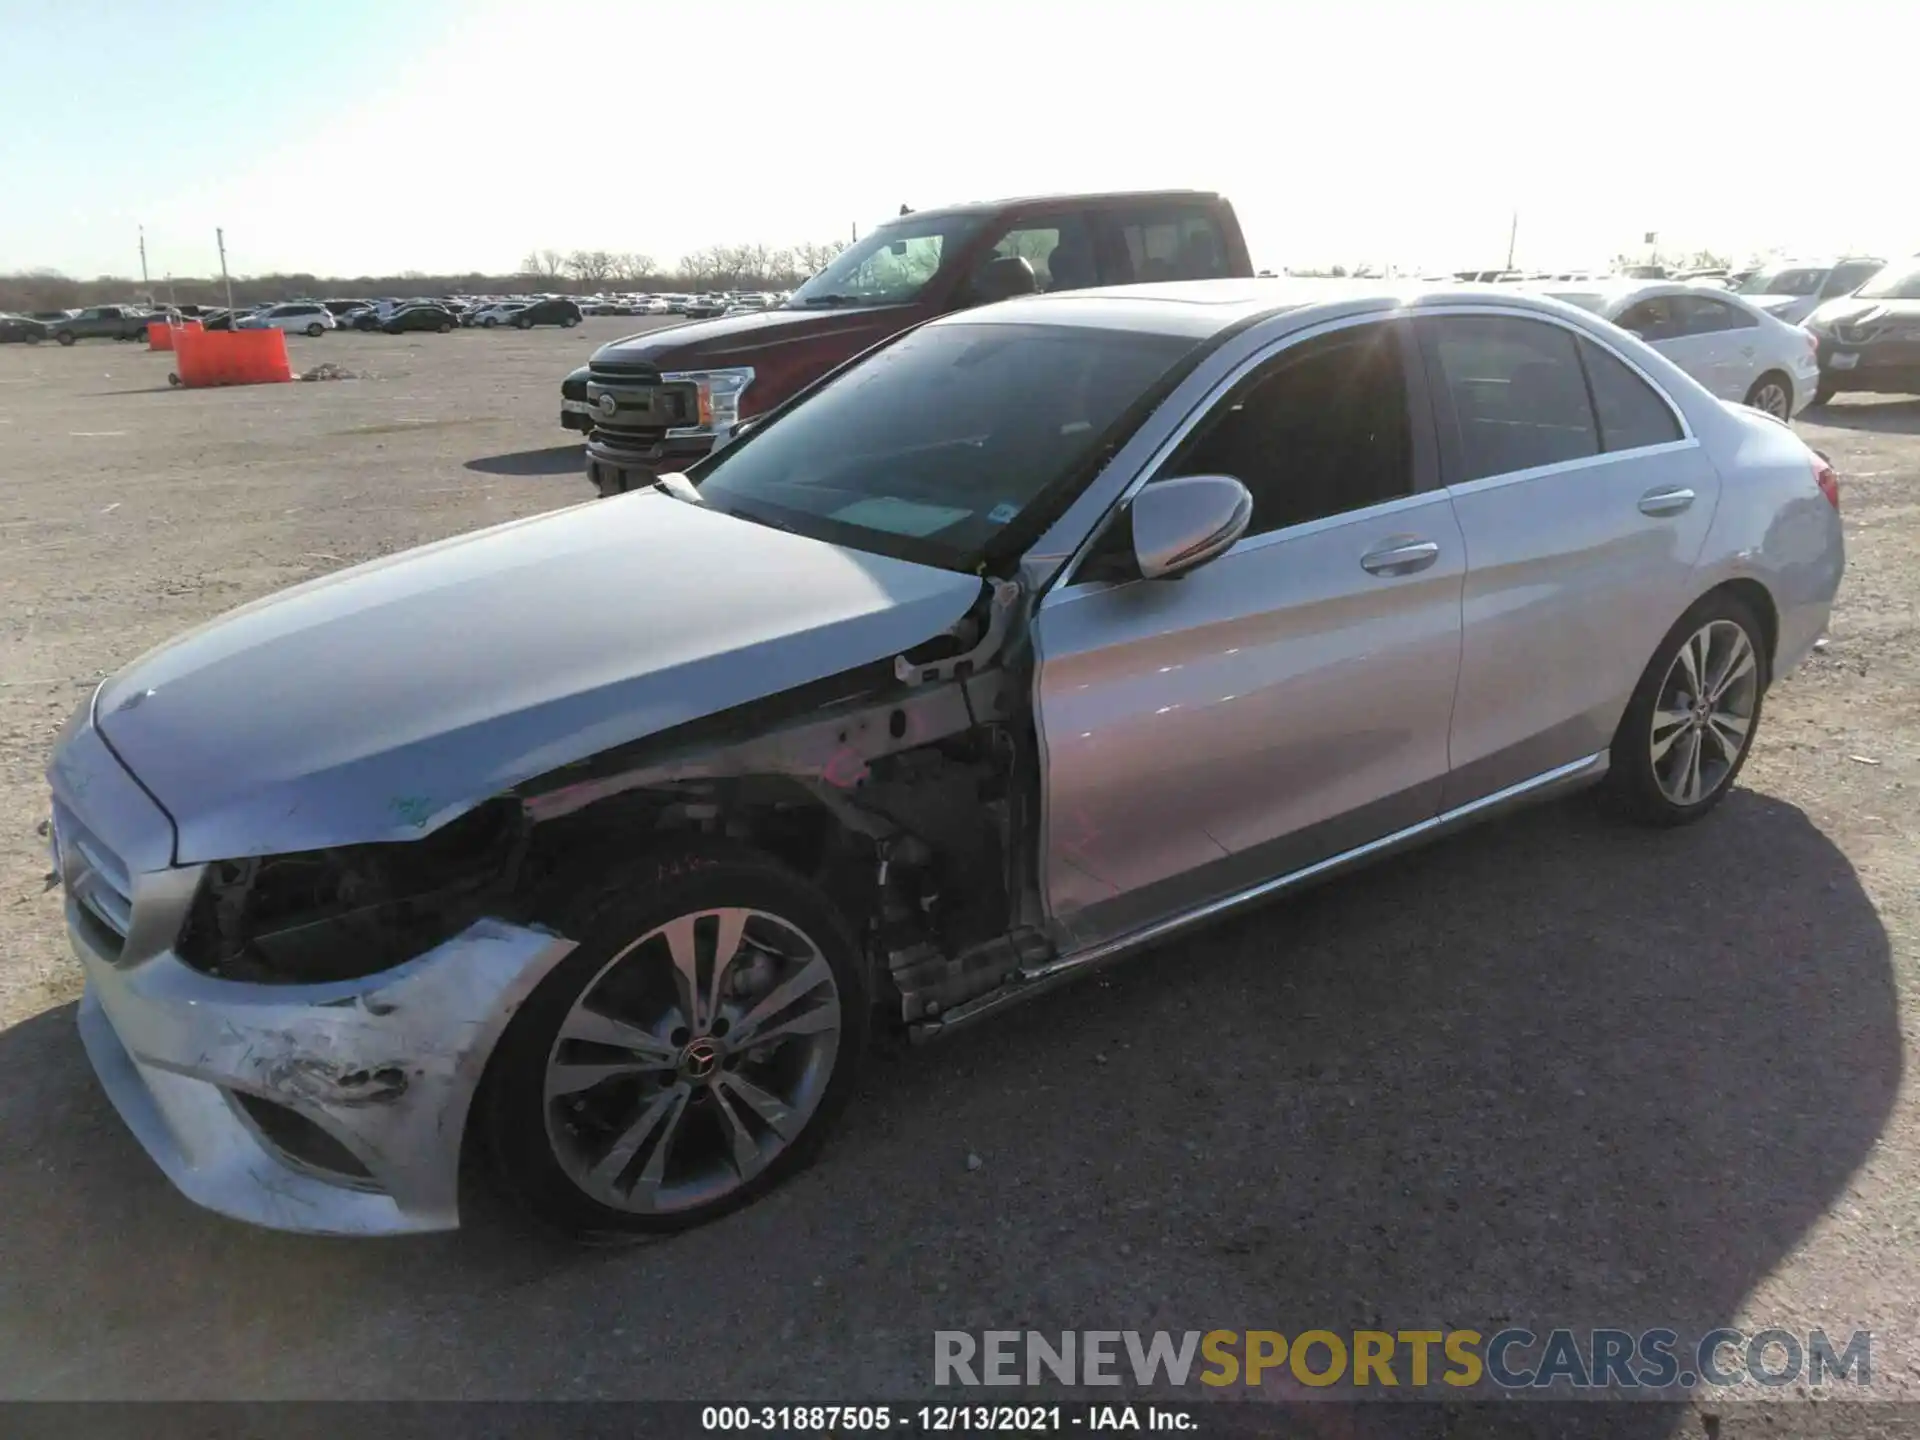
[[0, 325, 1916, 1425]]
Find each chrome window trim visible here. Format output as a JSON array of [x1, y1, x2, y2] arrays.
[[1440, 437, 1701, 500], [1027, 297, 1701, 605]]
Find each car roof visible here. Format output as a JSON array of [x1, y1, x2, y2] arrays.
[[943, 277, 1635, 340], [879, 189, 1223, 226]]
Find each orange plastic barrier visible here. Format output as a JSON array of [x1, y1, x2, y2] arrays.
[[146, 319, 203, 352], [171, 327, 292, 388]]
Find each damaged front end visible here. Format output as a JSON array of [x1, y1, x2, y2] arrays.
[[512, 575, 1056, 1035]]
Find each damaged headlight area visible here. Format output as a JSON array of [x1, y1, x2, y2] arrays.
[[176, 800, 527, 984]]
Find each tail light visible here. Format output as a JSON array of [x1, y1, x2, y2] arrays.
[[1813, 453, 1840, 511], [1802, 326, 1820, 356]]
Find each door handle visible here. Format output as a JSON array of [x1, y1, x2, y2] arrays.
[[1359, 538, 1440, 576], [1638, 486, 1696, 517]]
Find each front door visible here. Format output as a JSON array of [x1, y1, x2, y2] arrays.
[[1032, 320, 1466, 951]]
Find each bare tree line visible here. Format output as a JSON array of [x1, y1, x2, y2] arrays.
[[0, 238, 850, 313]]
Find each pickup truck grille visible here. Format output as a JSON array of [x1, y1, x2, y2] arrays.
[[52, 799, 133, 957]]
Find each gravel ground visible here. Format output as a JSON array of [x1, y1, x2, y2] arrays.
[[0, 328, 1915, 1430]]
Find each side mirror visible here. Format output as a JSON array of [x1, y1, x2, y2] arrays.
[[967, 255, 1039, 306], [1128, 474, 1253, 580]]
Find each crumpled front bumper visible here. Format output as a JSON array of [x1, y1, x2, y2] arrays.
[[73, 907, 574, 1236]]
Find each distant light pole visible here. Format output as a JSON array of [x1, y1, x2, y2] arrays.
[[1505, 211, 1518, 271], [139, 225, 151, 302], [216, 228, 236, 318]]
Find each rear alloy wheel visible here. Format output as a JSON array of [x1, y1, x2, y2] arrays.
[[1743, 371, 1792, 420], [436, 322, 452, 333], [514, 316, 532, 330], [1607, 592, 1767, 826], [562, 316, 580, 328], [483, 316, 498, 328], [305, 322, 325, 337], [479, 846, 868, 1237]]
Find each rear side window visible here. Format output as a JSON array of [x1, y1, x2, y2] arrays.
[[1577, 339, 1683, 452], [1672, 295, 1743, 334], [1423, 316, 1598, 481], [1615, 297, 1680, 341], [1096, 206, 1232, 285]]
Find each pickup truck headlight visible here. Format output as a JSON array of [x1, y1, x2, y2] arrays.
[[663, 366, 755, 438]]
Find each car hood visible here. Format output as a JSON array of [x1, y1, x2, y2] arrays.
[[95, 492, 982, 863], [592, 303, 921, 368], [1808, 297, 1920, 328]]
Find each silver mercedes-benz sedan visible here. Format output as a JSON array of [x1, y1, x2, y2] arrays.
[[47, 279, 1844, 1239]]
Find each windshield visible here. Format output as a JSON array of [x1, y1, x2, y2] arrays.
[[1736, 266, 1824, 297], [1857, 261, 1920, 300], [693, 322, 1198, 570], [787, 213, 989, 308]]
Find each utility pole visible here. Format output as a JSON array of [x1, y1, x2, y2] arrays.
[[851, 221, 858, 245], [139, 225, 151, 302], [216, 228, 236, 319], [1505, 211, 1518, 271]]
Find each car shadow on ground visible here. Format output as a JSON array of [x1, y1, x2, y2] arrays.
[[0, 789, 1896, 1426], [464, 445, 586, 477], [1809, 397, 1920, 435]]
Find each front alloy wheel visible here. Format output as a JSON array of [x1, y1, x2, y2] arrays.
[[479, 846, 868, 1236], [543, 907, 841, 1216]]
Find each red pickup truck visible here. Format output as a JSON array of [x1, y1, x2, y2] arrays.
[[564, 189, 1254, 496]]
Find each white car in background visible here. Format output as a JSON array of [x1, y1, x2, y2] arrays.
[[470, 302, 532, 328], [236, 302, 336, 337], [1729, 258, 1885, 326], [1528, 281, 1820, 420]]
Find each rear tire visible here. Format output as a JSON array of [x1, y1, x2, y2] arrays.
[[305, 322, 324, 337], [483, 316, 498, 328], [56, 331, 76, 346], [476, 843, 869, 1239], [514, 316, 532, 330], [562, 316, 580, 328], [1743, 371, 1793, 420], [437, 322, 452, 333], [1605, 590, 1769, 827]]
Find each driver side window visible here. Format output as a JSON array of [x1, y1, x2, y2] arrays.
[[1166, 323, 1413, 538]]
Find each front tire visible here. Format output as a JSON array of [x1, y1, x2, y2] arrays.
[[1743, 371, 1792, 420], [1606, 591, 1769, 827], [56, 330, 76, 346], [305, 322, 325, 337], [482, 316, 498, 328], [514, 316, 531, 330], [477, 844, 869, 1238]]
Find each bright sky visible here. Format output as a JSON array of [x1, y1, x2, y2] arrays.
[[2, 0, 1914, 281]]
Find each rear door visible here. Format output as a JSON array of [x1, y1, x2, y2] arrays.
[[1415, 311, 1721, 807], [1032, 318, 1465, 949]]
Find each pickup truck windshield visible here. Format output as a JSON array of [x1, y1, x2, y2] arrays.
[[787, 213, 988, 308], [693, 321, 1197, 570], [1857, 261, 1920, 300]]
